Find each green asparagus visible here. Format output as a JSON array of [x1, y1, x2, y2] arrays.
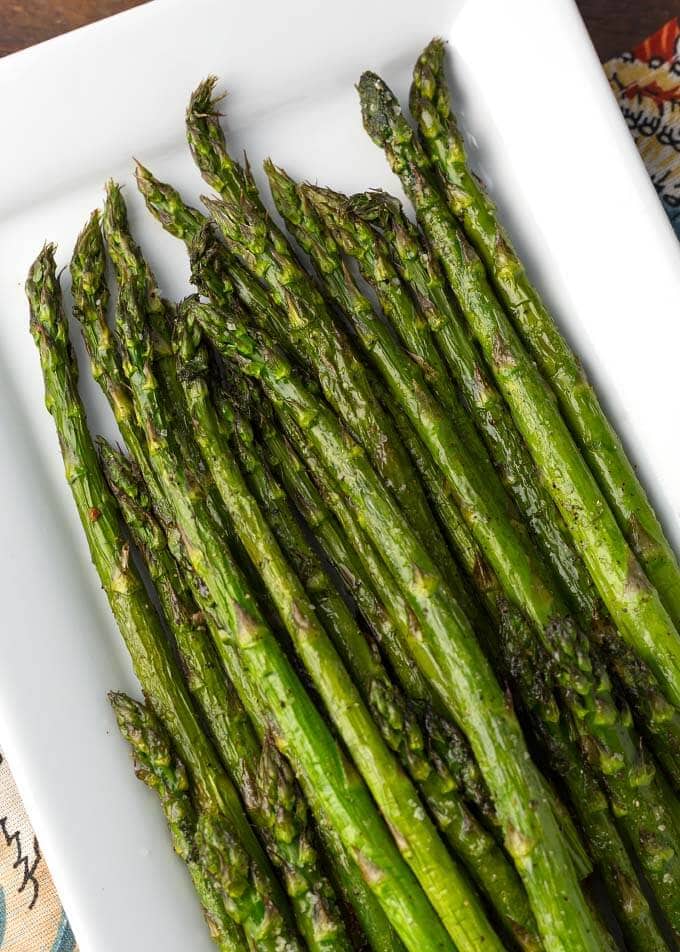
[[177, 559, 408, 952], [386, 397, 670, 952], [185, 78, 466, 592], [260, 411, 499, 828], [24, 43, 680, 952], [411, 37, 680, 630], [109, 692, 245, 952], [263, 148, 680, 925], [121, 451, 405, 952], [101, 185, 460, 952], [274, 357, 670, 951], [214, 375, 541, 950], [77, 185, 399, 952], [94, 187, 418, 952], [247, 385, 662, 949], [345, 187, 680, 789], [176, 299, 505, 952], [70, 211, 173, 528], [191, 297, 606, 952], [26, 245, 295, 951], [358, 69, 680, 715], [100, 442, 352, 952]]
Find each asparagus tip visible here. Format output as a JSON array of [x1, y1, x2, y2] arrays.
[[187, 74, 223, 121], [71, 209, 107, 300], [103, 178, 127, 227], [347, 188, 400, 228], [410, 37, 448, 113], [356, 71, 402, 146], [26, 243, 62, 340], [418, 36, 446, 68], [133, 157, 154, 186], [301, 182, 347, 219], [262, 157, 294, 190]]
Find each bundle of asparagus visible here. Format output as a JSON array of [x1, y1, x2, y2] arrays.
[[26, 38, 680, 952]]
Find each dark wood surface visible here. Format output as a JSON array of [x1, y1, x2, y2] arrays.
[[0, 0, 678, 61], [578, 0, 680, 60], [0, 0, 146, 56]]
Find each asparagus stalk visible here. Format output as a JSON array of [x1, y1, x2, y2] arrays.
[[70, 211, 173, 528], [217, 382, 541, 951], [133, 161, 294, 354], [262, 148, 680, 923], [267, 167, 468, 436], [25, 246, 296, 951], [386, 397, 670, 952], [269, 350, 670, 951], [266, 390, 600, 878], [175, 301, 504, 952], [263, 387, 664, 949], [110, 435, 405, 952], [72, 193, 404, 952], [190, 300, 605, 952], [100, 443, 352, 952], [135, 152, 468, 613], [259, 414, 533, 866], [79, 192, 289, 659], [345, 187, 680, 790], [358, 71, 680, 716], [101, 191, 460, 952], [177, 556, 408, 952], [134, 161, 489, 670], [109, 692, 244, 952], [185, 79, 465, 594], [259, 410, 501, 832], [411, 37, 680, 630]]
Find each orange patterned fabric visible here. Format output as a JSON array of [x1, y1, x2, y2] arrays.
[[606, 18, 680, 231], [0, 756, 76, 951]]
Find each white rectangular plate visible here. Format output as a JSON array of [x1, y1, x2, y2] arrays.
[[1, 1, 679, 949]]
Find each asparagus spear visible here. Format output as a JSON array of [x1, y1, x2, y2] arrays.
[[104, 437, 405, 952], [73, 192, 402, 952], [411, 37, 680, 631], [106, 180, 468, 944], [190, 300, 605, 952], [109, 692, 244, 952], [175, 300, 504, 952], [25, 246, 296, 952], [212, 373, 541, 951], [100, 443, 352, 952], [176, 555, 408, 952], [133, 160, 484, 640], [72, 200, 416, 952], [101, 191, 460, 952], [133, 160, 489, 658], [264, 344, 670, 951], [185, 79, 465, 594], [70, 211, 174, 528], [386, 396, 670, 952], [264, 160, 680, 809], [258, 415, 499, 825], [258, 412, 546, 866], [358, 71, 680, 716], [344, 187, 680, 790], [262, 382, 663, 949], [134, 163, 310, 374], [260, 150, 680, 923]]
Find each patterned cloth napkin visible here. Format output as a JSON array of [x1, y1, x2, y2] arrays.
[[0, 756, 76, 951], [606, 18, 680, 235], [2, 16, 680, 951]]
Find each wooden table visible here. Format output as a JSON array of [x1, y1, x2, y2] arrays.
[[0, 0, 678, 60]]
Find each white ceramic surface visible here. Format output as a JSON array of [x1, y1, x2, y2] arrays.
[[1, 1, 679, 949]]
